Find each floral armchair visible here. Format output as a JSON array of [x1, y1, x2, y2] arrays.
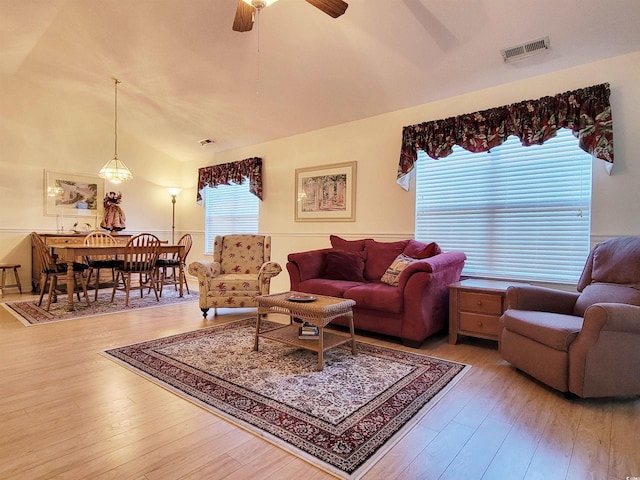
[[188, 234, 282, 317]]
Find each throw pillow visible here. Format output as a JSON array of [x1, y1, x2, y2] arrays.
[[363, 239, 409, 281], [403, 239, 441, 259], [323, 250, 367, 282], [329, 235, 368, 252], [380, 253, 419, 287]]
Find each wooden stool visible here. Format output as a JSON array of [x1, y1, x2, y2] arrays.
[[0, 264, 22, 298]]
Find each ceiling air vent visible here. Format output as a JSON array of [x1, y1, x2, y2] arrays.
[[501, 36, 550, 63], [198, 138, 214, 146]]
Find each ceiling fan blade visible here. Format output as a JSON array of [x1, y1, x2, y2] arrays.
[[232, 0, 255, 32], [305, 0, 348, 18]]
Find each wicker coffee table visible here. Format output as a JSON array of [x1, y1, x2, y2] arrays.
[[253, 291, 357, 371]]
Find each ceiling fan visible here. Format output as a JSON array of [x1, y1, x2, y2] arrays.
[[233, 0, 349, 32]]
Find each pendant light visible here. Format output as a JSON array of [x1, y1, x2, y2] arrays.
[[99, 78, 133, 184]]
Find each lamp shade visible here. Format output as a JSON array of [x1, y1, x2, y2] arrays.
[[99, 156, 133, 184], [100, 78, 133, 184]]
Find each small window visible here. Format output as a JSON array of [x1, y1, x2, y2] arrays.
[[203, 182, 259, 254], [415, 128, 592, 284]]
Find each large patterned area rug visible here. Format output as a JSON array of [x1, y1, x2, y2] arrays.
[[2, 289, 198, 326], [104, 318, 470, 479]]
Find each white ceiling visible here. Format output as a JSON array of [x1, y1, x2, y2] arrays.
[[3, 0, 640, 162]]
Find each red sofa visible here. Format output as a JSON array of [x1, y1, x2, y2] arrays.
[[286, 236, 466, 347]]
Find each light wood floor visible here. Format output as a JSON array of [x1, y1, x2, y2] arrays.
[[0, 291, 638, 480]]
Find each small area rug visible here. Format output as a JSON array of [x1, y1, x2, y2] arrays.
[[103, 318, 469, 479], [2, 289, 198, 326]]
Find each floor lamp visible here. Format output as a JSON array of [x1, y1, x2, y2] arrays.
[[168, 188, 182, 244]]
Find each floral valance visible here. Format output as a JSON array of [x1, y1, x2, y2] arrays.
[[196, 157, 263, 203], [396, 83, 613, 190]]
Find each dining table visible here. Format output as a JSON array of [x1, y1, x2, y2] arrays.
[[51, 243, 186, 311]]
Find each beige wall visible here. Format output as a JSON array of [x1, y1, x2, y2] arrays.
[[181, 51, 640, 292], [0, 76, 185, 289], [2, 51, 639, 293]]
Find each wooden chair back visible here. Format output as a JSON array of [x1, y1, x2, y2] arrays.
[[84, 231, 117, 261], [31, 232, 58, 273], [176, 233, 193, 263], [121, 233, 161, 272]]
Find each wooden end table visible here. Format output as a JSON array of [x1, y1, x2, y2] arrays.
[[449, 278, 528, 345], [254, 291, 357, 371]]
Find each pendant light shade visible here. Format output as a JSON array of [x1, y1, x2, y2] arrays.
[[99, 78, 133, 184]]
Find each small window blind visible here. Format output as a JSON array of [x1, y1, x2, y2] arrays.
[[415, 128, 592, 284], [203, 182, 259, 254]]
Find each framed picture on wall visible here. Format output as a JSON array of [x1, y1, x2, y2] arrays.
[[295, 161, 356, 222], [43, 170, 105, 218]]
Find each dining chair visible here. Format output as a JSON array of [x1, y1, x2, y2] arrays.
[[156, 233, 193, 297], [30, 232, 91, 311], [84, 231, 119, 301], [111, 233, 161, 306]]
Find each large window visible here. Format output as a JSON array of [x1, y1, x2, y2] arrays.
[[415, 128, 592, 284], [203, 182, 259, 254]]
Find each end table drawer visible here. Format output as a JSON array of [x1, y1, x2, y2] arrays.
[[49, 237, 84, 245], [459, 312, 500, 337], [458, 291, 503, 315]]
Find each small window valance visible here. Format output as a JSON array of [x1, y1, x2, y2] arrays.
[[196, 157, 263, 203], [397, 83, 613, 190]]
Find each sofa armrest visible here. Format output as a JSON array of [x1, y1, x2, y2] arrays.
[[259, 261, 282, 280], [287, 248, 331, 287], [569, 303, 640, 397], [397, 251, 466, 343], [581, 303, 640, 335], [505, 285, 579, 314], [258, 261, 282, 295], [396, 251, 466, 289], [187, 261, 221, 296]]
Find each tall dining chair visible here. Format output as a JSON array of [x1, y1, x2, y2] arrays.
[[84, 231, 119, 301], [156, 233, 193, 297], [111, 233, 161, 306], [31, 232, 91, 311]]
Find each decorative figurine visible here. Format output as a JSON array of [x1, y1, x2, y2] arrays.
[[101, 191, 126, 232]]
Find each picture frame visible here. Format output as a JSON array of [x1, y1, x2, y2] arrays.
[[44, 170, 104, 219], [295, 161, 356, 222]]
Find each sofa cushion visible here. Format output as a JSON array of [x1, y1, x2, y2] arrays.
[[330, 235, 368, 252], [298, 278, 364, 298], [404, 240, 441, 259], [363, 239, 409, 281], [380, 253, 419, 286], [502, 309, 583, 351], [323, 250, 367, 282], [573, 283, 640, 316], [344, 283, 403, 314]]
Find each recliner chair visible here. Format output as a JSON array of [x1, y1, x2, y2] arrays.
[[500, 236, 640, 398]]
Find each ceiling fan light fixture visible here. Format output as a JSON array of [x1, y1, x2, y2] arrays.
[[241, 0, 278, 9], [232, 0, 347, 32]]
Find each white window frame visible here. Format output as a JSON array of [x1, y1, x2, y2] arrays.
[[203, 182, 259, 254], [415, 128, 592, 284]]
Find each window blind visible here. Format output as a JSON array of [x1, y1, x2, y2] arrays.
[[203, 182, 259, 254], [415, 128, 592, 284]]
